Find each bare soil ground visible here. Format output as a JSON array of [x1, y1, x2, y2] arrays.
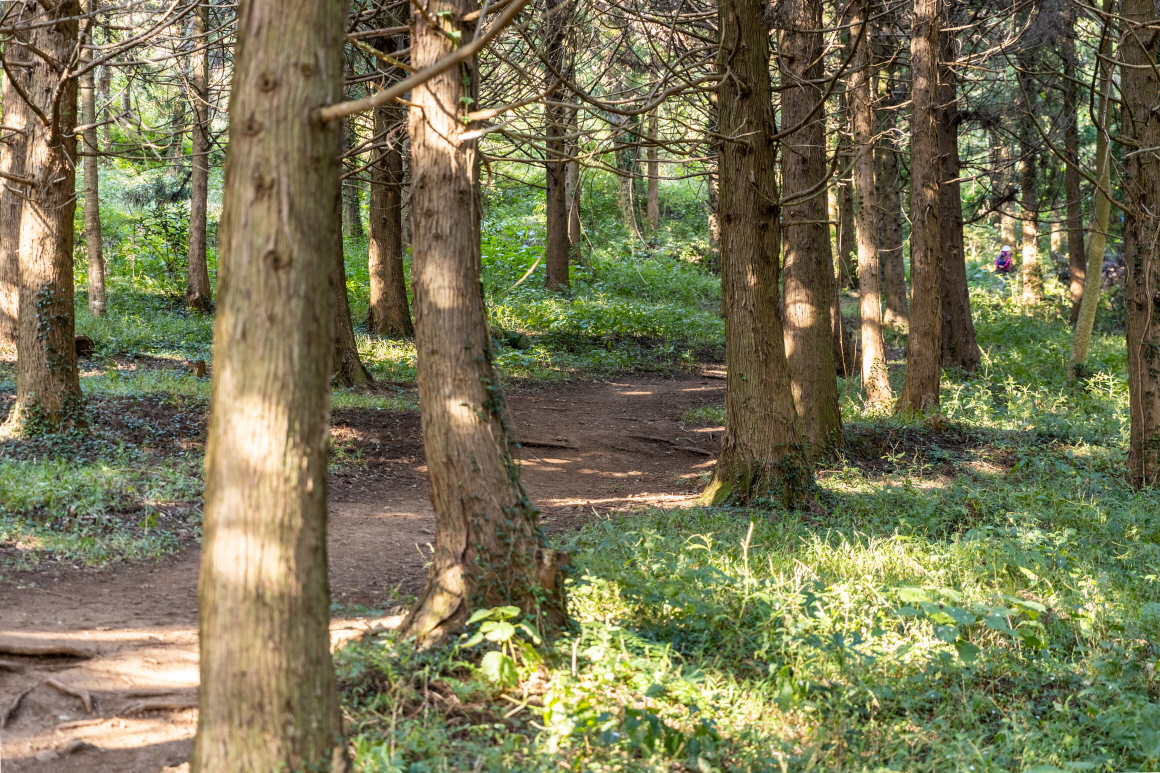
[[0, 373, 724, 772]]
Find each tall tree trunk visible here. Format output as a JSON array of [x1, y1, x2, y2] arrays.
[[836, 146, 858, 289], [1068, 13, 1115, 381], [1017, 57, 1043, 305], [7, 0, 84, 433], [191, 0, 349, 768], [401, 0, 567, 641], [706, 92, 720, 269], [646, 110, 660, 231], [368, 102, 412, 337], [186, 0, 213, 312], [342, 122, 364, 238], [896, 0, 942, 415], [1121, 0, 1160, 486], [877, 34, 908, 329], [702, 0, 809, 507], [81, 0, 105, 317], [565, 157, 582, 248], [332, 196, 372, 388], [0, 21, 30, 349], [1063, 39, 1086, 324], [849, 0, 892, 407], [779, 0, 842, 455], [543, 0, 571, 288], [938, 28, 980, 372]]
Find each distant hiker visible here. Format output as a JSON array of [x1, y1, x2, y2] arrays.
[[995, 245, 1013, 275]]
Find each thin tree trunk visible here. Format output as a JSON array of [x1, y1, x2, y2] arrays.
[[896, 0, 942, 415], [342, 122, 364, 238], [401, 0, 568, 641], [191, 0, 349, 768], [877, 32, 908, 329], [368, 102, 412, 337], [1121, 0, 1160, 486], [646, 110, 660, 231], [702, 0, 809, 507], [850, 0, 891, 407], [566, 156, 581, 248], [1068, 16, 1115, 381], [332, 196, 373, 388], [0, 21, 30, 349], [938, 28, 980, 372], [81, 0, 105, 318], [836, 147, 858, 289], [186, 0, 213, 312], [1063, 40, 1086, 324], [7, 0, 84, 433], [1017, 57, 1043, 305], [543, 0, 570, 288]]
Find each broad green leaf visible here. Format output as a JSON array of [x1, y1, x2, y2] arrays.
[[480, 650, 518, 687]]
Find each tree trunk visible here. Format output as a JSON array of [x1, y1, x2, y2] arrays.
[[849, 0, 892, 407], [191, 0, 349, 769], [836, 150, 858, 289], [332, 196, 373, 388], [0, 20, 30, 350], [342, 122, 364, 239], [1121, 0, 1160, 486], [7, 0, 84, 434], [566, 156, 582, 248], [938, 28, 980, 372], [895, 0, 942, 415], [368, 102, 413, 337], [701, 0, 809, 507], [1068, 14, 1115, 381], [779, 0, 842, 455], [186, 0, 213, 313], [646, 110, 660, 231], [81, 0, 105, 318], [1017, 58, 1043, 305], [615, 115, 639, 235], [1063, 40, 1086, 325], [401, 0, 568, 642], [877, 34, 908, 330]]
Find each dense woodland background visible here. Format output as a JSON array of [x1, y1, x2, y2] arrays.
[[0, 0, 1159, 770]]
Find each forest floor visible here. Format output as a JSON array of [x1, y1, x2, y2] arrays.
[[0, 371, 725, 772]]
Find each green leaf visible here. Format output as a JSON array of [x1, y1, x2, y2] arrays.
[[466, 608, 495, 626], [954, 640, 981, 663], [495, 606, 521, 619], [897, 587, 928, 603], [480, 650, 518, 687], [463, 632, 484, 648], [984, 615, 1017, 636], [485, 621, 517, 643]]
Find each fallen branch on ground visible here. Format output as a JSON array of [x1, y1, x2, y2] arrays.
[[123, 698, 198, 715], [0, 643, 94, 659], [0, 660, 25, 672], [1, 687, 33, 728], [630, 435, 714, 456], [44, 678, 93, 713], [516, 438, 577, 449]]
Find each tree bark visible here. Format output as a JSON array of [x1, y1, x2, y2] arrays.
[[701, 0, 809, 507], [401, 0, 568, 642], [191, 0, 349, 769], [81, 0, 105, 318], [849, 0, 892, 407], [646, 110, 660, 231], [0, 18, 30, 350], [835, 150, 858, 289], [938, 28, 980, 372], [1063, 39, 1085, 324], [332, 195, 373, 388], [1068, 13, 1115, 381], [895, 0, 942, 415], [185, 0, 213, 313], [7, 0, 84, 433], [543, 0, 570, 290], [779, 0, 842, 455], [1017, 57, 1043, 305], [368, 101, 412, 337], [1121, 0, 1160, 486], [877, 34, 908, 330], [342, 122, 364, 238]]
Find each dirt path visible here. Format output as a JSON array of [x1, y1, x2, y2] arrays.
[[0, 374, 724, 771]]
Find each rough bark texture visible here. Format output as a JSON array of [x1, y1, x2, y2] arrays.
[[937, 30, 979, 372], [849, 0, 892, 407], [402, 0, 567, 642], [896, 0, 942, 415], [333, 196, 372, 388], [877, 35, 908, 330], [1063, 41, 1086, 324], [342, 122, 364, 238], [185, 1, 213, 313], [191, 0, 349, 769], [8, 0, 84, 433], [1121, 0, 1160, 487], [646, 110, 660, 231], [81, 2, 105, 318], [543, 0, 570, 290], [368, 101, 412, 337], [702, 0, 809, 507], [0, 20, 30, 349], [836, 163, 858, 289], [779, 0, 842, 454]]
